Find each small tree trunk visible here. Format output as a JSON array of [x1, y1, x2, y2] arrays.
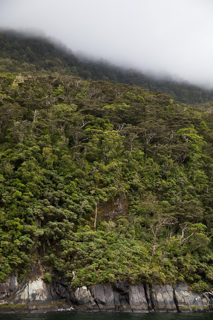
[[94, 202, 98, 231], [33, 109, 38, 122], [149, 234, 157, 266]]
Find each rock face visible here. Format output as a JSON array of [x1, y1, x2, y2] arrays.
[[73, 286, 98, 311], [0, 274, 19, 300], [129, 284, 149, 312], [90, 284, 115, 311], [0, 276, 70, 313], [0, 264, 70, 313], [98, 195, 128, 221], [174, 283, 210, 312], [14, 278, 52, 305], [0, 272, 212, 313], [151, 285, 177, 312]]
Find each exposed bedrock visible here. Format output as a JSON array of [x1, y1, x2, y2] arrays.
[[0, 266, 69, 313], [89, 282, 148, 312], [150, 284, 177, 312], [129, 284, 149, 312], [90, 284, 116, 312], [0, 272, 213, 313], [0, 274, 19, 300], [70, 282, 213, 313], [174, 283, 211, 312], [73, 286, 98, 311]]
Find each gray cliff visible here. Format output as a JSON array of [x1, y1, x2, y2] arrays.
[[0, 270, 212, 313]]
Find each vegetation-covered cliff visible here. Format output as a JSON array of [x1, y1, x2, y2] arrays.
[[1, 70, 213, 293]]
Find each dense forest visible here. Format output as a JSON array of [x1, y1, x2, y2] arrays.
[[1, 70, 213, 293], [1, 29, 213, 104]]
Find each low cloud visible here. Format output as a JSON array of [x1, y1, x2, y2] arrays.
[[1, 0, 213, 88]]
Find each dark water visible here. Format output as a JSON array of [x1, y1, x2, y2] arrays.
[[0, 313, 212, 320]]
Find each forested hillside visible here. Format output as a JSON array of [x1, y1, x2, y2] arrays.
[[1, 72, 213, 292], [1, 29, 213, 104]]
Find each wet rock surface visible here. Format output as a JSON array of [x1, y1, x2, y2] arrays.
[[0, 274, 19, 300], [174, 283, 211, 312], [151, 284, 177, 312], [98, 195, 128, 221], [73, 286, 98, 311], [0, 265, 69, 313], [129, 284, 149, 312], [0, 271, 213, 313]]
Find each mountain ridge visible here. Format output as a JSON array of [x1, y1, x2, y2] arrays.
[[1, 29, 213, 104]]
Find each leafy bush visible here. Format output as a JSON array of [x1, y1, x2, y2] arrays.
[[43, 273, 52, 284]]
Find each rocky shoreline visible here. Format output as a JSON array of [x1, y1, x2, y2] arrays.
[[0, 271, 213, 313]]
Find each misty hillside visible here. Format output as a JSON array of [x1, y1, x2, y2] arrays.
[[1, 29, 213, 105]]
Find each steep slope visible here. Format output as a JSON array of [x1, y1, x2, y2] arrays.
[[1, 29, 213, 104], [0, 72, 213, 292]]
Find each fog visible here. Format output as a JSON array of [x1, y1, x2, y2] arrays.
[[1, 0, 213, 88]]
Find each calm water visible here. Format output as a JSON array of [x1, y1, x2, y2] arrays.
[[0, 313, 212, 320]]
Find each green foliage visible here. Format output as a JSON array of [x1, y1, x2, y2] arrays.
[[190, 281, 210, 293], [1, 30, 213, 105], [0, 70, 213, 292], [43, 273, 52, 283]]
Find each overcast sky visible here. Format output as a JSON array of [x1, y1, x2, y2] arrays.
[[1, 0, 213, 87]]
